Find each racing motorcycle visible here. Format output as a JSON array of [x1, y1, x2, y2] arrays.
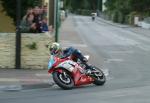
[[48, 55, 106, 90], [92, 16, 95, 21]]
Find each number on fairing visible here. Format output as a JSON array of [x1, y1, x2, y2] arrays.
[[57, 60, 76, 71]]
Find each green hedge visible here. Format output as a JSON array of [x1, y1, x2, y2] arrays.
[[111, 10, 125, 23], [75, 9, 93, 16]]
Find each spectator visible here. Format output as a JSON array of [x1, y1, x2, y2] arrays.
[[33, 6, 42, 33], [20, 13, 36, 33], [22, 8, 33, 20], [41, 5, 48, 19], [41, 17, 49, 32], [20, 5, 49, 33]]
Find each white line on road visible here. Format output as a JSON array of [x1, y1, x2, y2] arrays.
[[136, 45, 150, 51], [0, 78, 49, 82], [0, 85, 22, 91], [105, 59, 124, 63], [61, 40, 87, 48], [0, 78, 19, 82], [35, 73, 50, 77], [108, 50, 134, 54]]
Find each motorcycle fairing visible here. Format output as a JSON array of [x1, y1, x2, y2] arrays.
[[55, 60, 77, 72], [48, 55, 55, 70]]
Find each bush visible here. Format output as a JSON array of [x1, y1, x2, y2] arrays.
[[124, 15, 130, 24], [81, 10, 91, 15], [26, 42, 37, 50], [76, 9, 92, 16], [106, 11, 112, 20], [118, 12, 125, 24], [111, 10, 125, 23], [111, 10, 119, 23], [127, 12, 135, 25]]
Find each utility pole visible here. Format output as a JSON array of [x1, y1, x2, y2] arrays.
[[48, 0, 55, 26], [15, 0, 21, 69], [55, 0, 60, 42], [97, 0, 100, 16]]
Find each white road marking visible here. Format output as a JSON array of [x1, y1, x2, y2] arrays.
[[61, 40, 87, 48], [137, 44, 150, 51], [0, 78, 19, 82], [105, 59, 124, 63], [35, 73, 50, 77], [108, 50, 134, 54], [0, 78, 48, 82], [0, 85, 22, 91]]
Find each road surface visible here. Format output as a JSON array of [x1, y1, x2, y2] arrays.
[[1, 15, 150, 103]]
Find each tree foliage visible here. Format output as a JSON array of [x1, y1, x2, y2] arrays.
[[105, 0, 150, 14], [129, 0, 150, 12], [64, 0, 102, 11], [1, 0, 102, 22], [105, 0, 150, 23]]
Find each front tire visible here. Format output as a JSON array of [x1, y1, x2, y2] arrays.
[[91, 66, 106, 86], [53, 69, 74, 90]]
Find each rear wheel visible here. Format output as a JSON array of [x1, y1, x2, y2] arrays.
[[90, 66, 106, 86], [53, 69, 74, 90]]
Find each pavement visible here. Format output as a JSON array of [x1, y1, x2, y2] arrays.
[[97, 17, 129, 28], [1, 15, 150, 92], [0, 69, 54, 91], [97, 16, 150, 36]]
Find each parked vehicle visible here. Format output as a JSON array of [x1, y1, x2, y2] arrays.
[[48, 55, 106, 90]]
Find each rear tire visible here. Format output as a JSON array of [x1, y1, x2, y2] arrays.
[[53, 69, 74, 90]]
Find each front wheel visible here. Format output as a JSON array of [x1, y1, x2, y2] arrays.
[[53, 69, 74, 90], [90, 66, 106, 86]]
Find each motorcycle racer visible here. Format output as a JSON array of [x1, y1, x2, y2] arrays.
[[48, 42, 87, 62], [48, 42, 91, 74]]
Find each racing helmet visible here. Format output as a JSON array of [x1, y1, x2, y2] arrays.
[[48, 42, 62, 55]]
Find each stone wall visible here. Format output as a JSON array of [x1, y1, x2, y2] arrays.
[[0, 33, 54, 69], [0, 33, 16, 68]]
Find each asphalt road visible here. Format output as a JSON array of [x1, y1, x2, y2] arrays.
[[1, 16, 150, 103]]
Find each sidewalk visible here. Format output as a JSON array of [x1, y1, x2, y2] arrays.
[[97, 17, 129, 28], [0, 69, 54, 91], [97, 17, 150, 36]]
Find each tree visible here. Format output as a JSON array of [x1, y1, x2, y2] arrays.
[[129, 0, 150, 12], [104, 0, 150, 23], [105, 0, 150, 14], [1, 0, 42, 25], [64, 0, 102, 12], [81, 0, 90, 9]]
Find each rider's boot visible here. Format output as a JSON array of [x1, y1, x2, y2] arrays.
[[83, 63, 92, 75]]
